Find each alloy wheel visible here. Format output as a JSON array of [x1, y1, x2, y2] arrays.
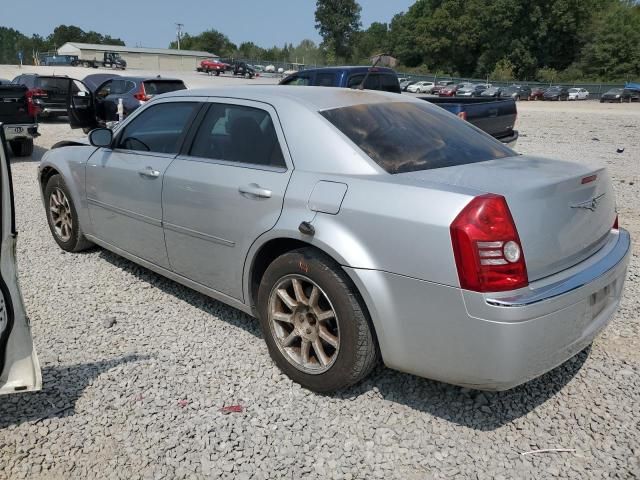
[[268, 275, 340, 374], [49, 187, 73, 242]]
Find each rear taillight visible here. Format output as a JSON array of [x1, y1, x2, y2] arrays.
[[25, 88, 46, 117], [450, 194, 528, 292], [457, 112, 467, 121], [133, 84, 151, 102], [613, 214, 619, 230]]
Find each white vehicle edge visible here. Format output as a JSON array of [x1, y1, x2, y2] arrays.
[[0, 127, 41, 395]]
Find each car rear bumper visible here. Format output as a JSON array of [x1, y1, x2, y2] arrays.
[[496, 130, 519, 148], [3, 124, 38, 141], [344, 228, 630, 390]]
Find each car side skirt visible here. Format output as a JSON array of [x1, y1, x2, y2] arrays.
[[85, 234, 254, 316]]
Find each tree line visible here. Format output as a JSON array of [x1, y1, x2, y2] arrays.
[[0, 25, 124, 65], [2, 0, 638, 82]]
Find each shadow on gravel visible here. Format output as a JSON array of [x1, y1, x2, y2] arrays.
[[98, 250, 262, 339], [339, 347, 590, 431], [0, 354, 145, 429], [8, 144, 49, 164]]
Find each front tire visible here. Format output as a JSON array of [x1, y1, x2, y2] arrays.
[[44, 175, 93, 252], [9, 138, 33, 157], [257, 248, 378, 392]]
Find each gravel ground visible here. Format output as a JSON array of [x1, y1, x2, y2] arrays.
[[0, 71, 639, 479]]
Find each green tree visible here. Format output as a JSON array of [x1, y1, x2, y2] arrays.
[[169, 29, 236, 56], [314, 0, 362, 61]]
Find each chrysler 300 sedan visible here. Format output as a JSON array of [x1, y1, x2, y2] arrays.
[[38, 85, 630, 392]]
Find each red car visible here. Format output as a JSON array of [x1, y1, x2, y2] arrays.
[[439, 85, 459, 97], [198, 58, 229, 76]]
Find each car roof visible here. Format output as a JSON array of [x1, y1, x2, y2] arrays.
[[162, 85, 414, 111], [295, 66, 397, 75]]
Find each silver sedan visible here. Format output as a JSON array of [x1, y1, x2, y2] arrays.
[[38, 85, 630, 392]]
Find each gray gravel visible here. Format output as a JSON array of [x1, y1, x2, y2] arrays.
[[0, 100, 639, 479]]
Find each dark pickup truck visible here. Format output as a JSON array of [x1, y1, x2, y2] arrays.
[[423, 97, 519, 147], [279, 67, 518, 146], [0, 85, 38, 156]]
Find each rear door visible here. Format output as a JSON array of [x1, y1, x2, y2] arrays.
[[0, 129, 41, 395]]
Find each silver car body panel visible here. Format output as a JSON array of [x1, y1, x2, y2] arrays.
[[0, 128, 41, 395], [38, 86, 631, 389]]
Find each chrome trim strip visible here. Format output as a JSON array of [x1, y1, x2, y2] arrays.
[[486, 229, 630, 307], [87, 198, 162, 227], [163, 221, 235, 247]]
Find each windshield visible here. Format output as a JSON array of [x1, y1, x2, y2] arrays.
[[607, 89, 623, 94], [320, 101, 513, 174]]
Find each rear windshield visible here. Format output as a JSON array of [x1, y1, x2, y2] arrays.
[[35, 77, 69, 92], [320, 101, 513, 174], [143, 80, 186, 95]]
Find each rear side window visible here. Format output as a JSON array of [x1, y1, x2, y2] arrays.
[[316, 73, 337, 87], [189, 104, 285, 168], [379, 74, 401, 93], [320, 102, 513, 174], [110, 80, 134, 94], [143, 80, 186, 95], [347, 74, 378, 90], [117, 102, 198, 154]]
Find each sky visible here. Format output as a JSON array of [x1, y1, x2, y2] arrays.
[[2, 0, 415, 49]]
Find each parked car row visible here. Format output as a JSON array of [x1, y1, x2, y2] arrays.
[[197, 59, 258, 78], [401, 79, 640, 103], [7, 73, 188, 128]]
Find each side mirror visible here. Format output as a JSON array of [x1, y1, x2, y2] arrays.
[[89, 128, 113, 148]]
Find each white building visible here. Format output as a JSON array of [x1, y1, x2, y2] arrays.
[[57, 42, 215, 71]]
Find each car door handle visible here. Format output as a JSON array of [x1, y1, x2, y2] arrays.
[[239, 183, 272, 199], [138, 166, 160, 178]]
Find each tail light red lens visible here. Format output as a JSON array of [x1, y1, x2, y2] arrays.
[[25, 88, 46, 117], [133, 84, 150, 102], [450, 194, 528, 292]]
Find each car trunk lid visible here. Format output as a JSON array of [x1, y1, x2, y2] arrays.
[[400, 156, 616, 281]]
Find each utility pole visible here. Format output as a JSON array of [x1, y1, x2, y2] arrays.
[[175, 23, 184, 50]]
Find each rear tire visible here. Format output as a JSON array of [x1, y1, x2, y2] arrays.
[[44, 175, 93, 252], [257, 248, 378, 392], [9, 138, 33, 157]]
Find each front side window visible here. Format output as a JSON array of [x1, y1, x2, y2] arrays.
[[189, 104, 285, 168], [117, 102, 198, 154], [320, 101, 513, 174]]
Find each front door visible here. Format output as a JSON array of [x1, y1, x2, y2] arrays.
[[0, 130, 41, 395], [86, 101, 201, 268], [163, 100, 293, 300]]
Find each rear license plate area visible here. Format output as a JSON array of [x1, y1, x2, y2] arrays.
[[590, 284, 611, 319]]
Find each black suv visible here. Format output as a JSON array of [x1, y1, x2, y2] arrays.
[[232, 62, 255, 78], [11, 74, 72, 118]]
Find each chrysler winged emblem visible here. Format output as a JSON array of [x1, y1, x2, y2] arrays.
[[570, 193, 605, 212]]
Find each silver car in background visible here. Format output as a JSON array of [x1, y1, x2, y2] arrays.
[[38, 85, 630, 392]]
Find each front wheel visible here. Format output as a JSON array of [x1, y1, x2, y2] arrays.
[[44, 175, 93, 252], [257, 248, 378, 392]]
